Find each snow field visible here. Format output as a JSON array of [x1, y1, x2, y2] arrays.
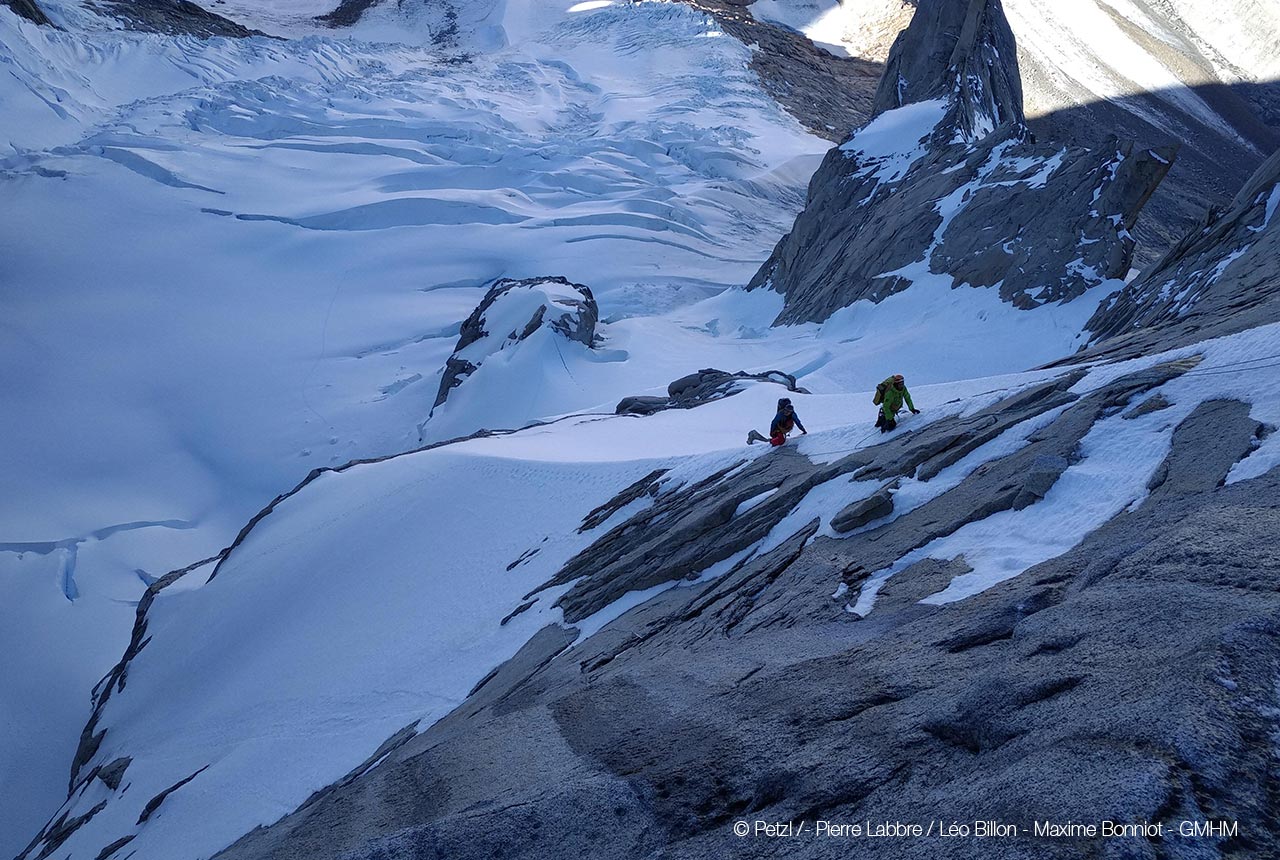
[[1, 0, 828, 850]]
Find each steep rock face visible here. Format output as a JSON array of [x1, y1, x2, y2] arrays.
[[871, 0, 1023, 140], [738, 0, 1279, 266], [749, 0, 1173, 325], [89, 0, 262, 37], [316, 0, 380, 27], [431, 276, 600, 414], [2, 0, 54, 26], [1085, 148, 1280, 351]]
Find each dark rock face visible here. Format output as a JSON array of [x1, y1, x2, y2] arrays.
[[615, 369, 807, 416], [749, 0, 1173, 325], [613, 395, 669, 416], [2, 0, 54, 26], [934, 139, 1172, 304], [1019, 62, 1279, 274], [1084, 148, 1280, 352], [752, 126, 1173, 323], [431, 276, 599, 413], [211, 367, 1280, 860], [88, 0, 262, 37], [872, 0, 1023, 140], [17, 801, 108, 860]]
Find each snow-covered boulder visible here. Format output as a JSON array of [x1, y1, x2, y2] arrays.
[[615, 368, 808, 416], [749, 0, 1174, 324], [428, 276, 600, 427]]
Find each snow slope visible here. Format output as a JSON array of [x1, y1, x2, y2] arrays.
[[32, 313, 1280, 860], [0, 0, 831, 850], [1, 374, 1047, 860]]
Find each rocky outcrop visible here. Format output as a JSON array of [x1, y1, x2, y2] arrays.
[[94, 757, 130, 792], [615, 369, 807, 416], [431, 277, 599, 414], [529, 359, 1188, 625], [1084, 148, 1280, 354], [749, 0, 1173, 325], [211, 365, 1280, 860], [2, 0, 54, 26], [88, 0, 263, 37], [871, 0, 1023, 140], [830, 482, 895, 533]]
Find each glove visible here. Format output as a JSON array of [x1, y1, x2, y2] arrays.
[[910, 409, 921, 414]]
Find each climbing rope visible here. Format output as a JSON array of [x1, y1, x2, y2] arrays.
[[797, 410, 947, 459], [1175, 355, 1280, 379]]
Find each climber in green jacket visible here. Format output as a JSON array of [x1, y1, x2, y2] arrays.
[[874, 374, 920, 433]]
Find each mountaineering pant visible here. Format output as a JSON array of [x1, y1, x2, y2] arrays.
[[876, 412, 897, 433], [748, 429, 789, 446]]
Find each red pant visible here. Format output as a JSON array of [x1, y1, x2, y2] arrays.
[[770, 433, 786, 447]]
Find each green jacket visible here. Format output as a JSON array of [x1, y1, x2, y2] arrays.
[[878, 377, 915, 420]]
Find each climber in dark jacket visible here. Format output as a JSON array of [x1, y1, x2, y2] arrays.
[[749, 397, 807, 446], [874, 374, 920, 433]]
